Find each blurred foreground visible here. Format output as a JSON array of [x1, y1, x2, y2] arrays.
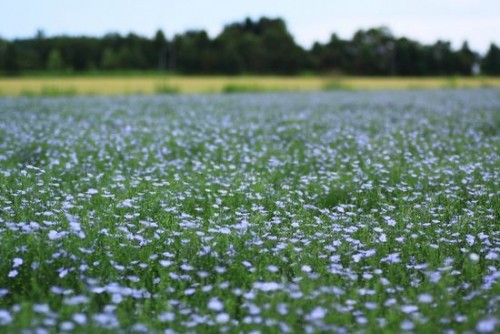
[[1, 75, 500, 96]]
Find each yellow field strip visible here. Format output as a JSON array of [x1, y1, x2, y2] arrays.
[[0, 76, 499, 96]]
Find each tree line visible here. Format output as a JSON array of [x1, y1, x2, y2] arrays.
[[1, 17, 499, 76]]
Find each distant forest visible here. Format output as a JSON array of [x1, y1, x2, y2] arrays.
[[1, 17, 500, 76]]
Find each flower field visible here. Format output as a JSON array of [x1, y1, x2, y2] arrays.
[[0, 90, 499, 333]]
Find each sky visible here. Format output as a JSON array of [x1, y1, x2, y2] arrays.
[[1, 0, 499, 53]]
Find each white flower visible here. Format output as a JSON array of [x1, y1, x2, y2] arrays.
[[215, 313, 230, 323], [477, 318, 497, 333], [61, 321, 74, 331], [119, 199, 133, 207], [301, 265, 312, 273], [485, 252, 498, 260], [308, 307, 327, 321], [86, 188, 98, 195], [382, 253, 401, 263], [352, 253, 362, 263], [158, 312, 175, 322], [72, 313, 87, 325], [59, 269, 69, 278], [469, 253, 480, 262], [267, 265, 279, 273], [64, 295, 90, 305], [33, 304, 51, 314], [159, 260, 173, 267], [466, 234, 475, 246], [401, 320, 414, 330], [0, 310, 13, 325], [180, 264, 193, 271], [418, 294, 433, 304], [12, 258, 23, 268], [208, 298, 224, 312], [401, 305, 418, 314], [48, 230, 66, 240], [253, 282, 281, 292]]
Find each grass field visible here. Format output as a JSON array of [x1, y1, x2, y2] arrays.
[[0, 90, 499, 333], [1, 75, 500, 96]]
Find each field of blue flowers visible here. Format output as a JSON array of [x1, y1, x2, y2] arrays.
[[0, 90, 499, 333]]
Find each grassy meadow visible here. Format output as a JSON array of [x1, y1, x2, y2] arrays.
[[1, 75, 500, 96], [0, 89, 499, 333]]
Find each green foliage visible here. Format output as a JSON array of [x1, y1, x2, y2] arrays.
[[0, 90, 499, 332], [481, 43, 500, 75], [0, 18, 492, 77], [3, 43, 20, 75], [20, 86, 77, 97], [154, 82, 179, 94], [153, 30, 168, 71], [46, 49, 64, 71], [100, 47, 120, 69], [222, 83, 271, 93], [444, 76, 459, 88], [215, 17, 306, 74], [322, 78, 352, 91], [172, 30, 214, 73]]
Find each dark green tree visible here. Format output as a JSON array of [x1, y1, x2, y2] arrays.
[[0, 17, 489, 76], [311, 34, 350, 74], [173, 30, 213, 73], [216, 19, 265, 73], [455, 42, 476, 75], [121, 33, 149, 69], [101, 47, 120, 69], [3, 43, 20, 75], [260, 18, 306, 74], [351, 27, 395, 75], [393, 38, 426, 75], [216, 17, 306, 74], [481, 43, 500, 75], [154, 30, 168, 71], [215, 44, 243, 74], [428, 41, 455, 75], [46, 48, 64, 71], [0, 38, 7, 73]]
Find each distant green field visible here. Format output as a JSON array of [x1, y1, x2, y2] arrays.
[[0, 90, 499, 333], [0, 75, 499, 96]]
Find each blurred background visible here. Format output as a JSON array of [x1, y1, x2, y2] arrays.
[[0, 0, 499, 77]]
